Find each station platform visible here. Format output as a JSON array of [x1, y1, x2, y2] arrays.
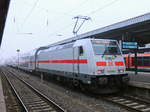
[[128, 71, 150, 83], [0, 76, 6, 112], [127, 71, 150, 89]]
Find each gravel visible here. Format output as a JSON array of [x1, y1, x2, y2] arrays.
[[7, 67, 130, 112]]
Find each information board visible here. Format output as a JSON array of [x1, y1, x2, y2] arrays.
[[122, 42, 138, 49]]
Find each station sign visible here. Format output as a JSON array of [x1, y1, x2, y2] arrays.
[[122, 42, 138, 49]]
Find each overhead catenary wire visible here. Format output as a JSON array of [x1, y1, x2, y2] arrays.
[[47, 22, 74, 37], [70, 0, 119, 36], [19, 0, 74, 17], [13, 0, 76, 35], [86, 0, 119, 16], [41, 0, 90, 36], [13, 0, 91, 37], [12, 0, 90, 36], [11, 0, 21, 34], [67, 0, 90, 14], [34, 0, 90, 35], [20, 0, 40, 29], [13, 0, 119, 39]]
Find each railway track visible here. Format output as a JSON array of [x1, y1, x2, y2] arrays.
[[4, 67, 150, 112], [2, 70, 65, 112], [104, 95, 150, 112], [0, 70, 24, 112]]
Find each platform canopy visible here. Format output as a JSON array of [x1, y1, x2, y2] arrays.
[[52, 12, 150, 47], [87, 12, 150, 46], [0, 0, 10, 47]]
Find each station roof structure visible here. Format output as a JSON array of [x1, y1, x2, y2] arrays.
[[54, 12, 150, 47], [0, 0, 10, 46]]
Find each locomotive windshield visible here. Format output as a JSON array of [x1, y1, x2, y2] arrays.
[[92, 40, 121, 55]]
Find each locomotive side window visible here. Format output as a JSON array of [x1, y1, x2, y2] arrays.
[[79, 46, 84, 56]]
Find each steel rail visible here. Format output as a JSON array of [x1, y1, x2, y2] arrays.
[[2, 71, 28, 112], [102, 95, 150, 112], [3, 69, 66, 112]]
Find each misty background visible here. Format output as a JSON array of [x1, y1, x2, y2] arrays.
[[0, 0, 150, 64]]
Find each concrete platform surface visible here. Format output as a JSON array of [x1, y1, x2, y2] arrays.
[[0, 76, 6, 112], [128, 71, 150, 83], [128, 81, 150, 89]]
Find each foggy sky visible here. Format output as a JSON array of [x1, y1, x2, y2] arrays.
[[0, 0, 150, 64]]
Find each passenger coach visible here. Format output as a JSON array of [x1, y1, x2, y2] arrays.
[[124, 53, 150, 71]]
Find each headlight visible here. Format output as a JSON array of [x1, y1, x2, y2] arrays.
[[96, 69, 104, 74], [118, 69, 124, 73]]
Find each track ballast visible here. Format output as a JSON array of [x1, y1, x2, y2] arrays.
[[2, 69, 65, 112]]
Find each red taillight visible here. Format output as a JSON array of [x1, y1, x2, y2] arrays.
[[96, 62, 106, 66], [115, 61, 124, 66], [96, 61, 124, 66]]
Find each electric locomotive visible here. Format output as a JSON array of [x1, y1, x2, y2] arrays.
[[16, 38, 129, 93]]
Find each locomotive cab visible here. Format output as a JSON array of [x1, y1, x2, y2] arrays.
[[90, 39, 129, 89], [73, 39, 129, 93], [92, 40, 125, 75]]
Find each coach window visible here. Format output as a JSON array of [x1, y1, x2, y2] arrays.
[[137, 57, 143, 66], [132, 57, 135, 66], [143, 57, 150, 66], [79, 46, 84, 56]]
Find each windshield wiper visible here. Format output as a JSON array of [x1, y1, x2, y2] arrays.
[[102, 48, 107, 58]]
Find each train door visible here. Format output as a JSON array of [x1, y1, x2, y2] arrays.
[[73, 47, 79, 75], [73, 46, 83, 75]]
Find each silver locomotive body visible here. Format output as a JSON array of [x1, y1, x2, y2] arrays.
[[18, 38, 129, 93]]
